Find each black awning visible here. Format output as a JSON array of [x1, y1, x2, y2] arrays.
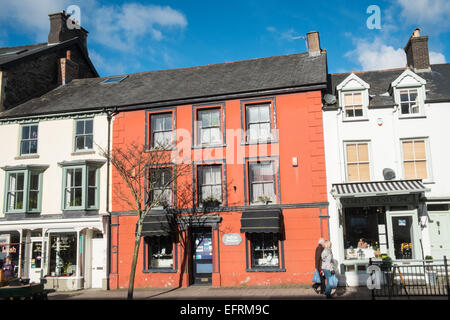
[[141, 212, 174, 237], [240, 210, 281, 233]]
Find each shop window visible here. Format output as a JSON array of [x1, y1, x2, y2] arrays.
[[343, 92, 363, 118], [4, 170, 43, 213], [74, 119, 93, 152], [197, 108, 221, 146], [20, 124, 38, 155], [245, 103, 272, 143], [0, 232, 20, 271], [62, 165, 99, 211], [427, 204, 450, 211], [345, 142, 370, 182], [144, 236, 174, 270], [343, 207, 386, 260], [249, 161, 276, 204], [402, 139, 428, 180], [198, 165, 222, 205], [48, 233, 77, 277], [249, 233, 280, 268], [149, 167, 173, 207], [150, 112, 173, 149]]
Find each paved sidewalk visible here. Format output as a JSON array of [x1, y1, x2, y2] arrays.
[[48, 284, 373, 300]]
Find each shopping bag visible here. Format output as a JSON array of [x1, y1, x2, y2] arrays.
[[312, 269, 321, 283], [328, 274, 338, 289]]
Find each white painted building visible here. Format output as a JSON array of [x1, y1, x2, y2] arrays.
[[0, 111, 110, 290], [323, 29, 450, 286]]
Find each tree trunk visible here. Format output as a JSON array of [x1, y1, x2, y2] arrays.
[[127, 217, 143, 299]]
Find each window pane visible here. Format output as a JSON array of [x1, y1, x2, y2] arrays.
[[29, 140, 37, 154], [85, 120, 93, 134], [76, 136, 85, 150], [22, 126, 30, 139], [17, 173, 24, 190], [345, 108, 355, 118], [49, 233, 77, 276], [414, 141, 426, 159], [201, 186, 212, 200], [346, 144, 357, 162], [347, 164, 359, 181], [404, 162, 416, 179], [212, 166, 221, 183], [353, 93, 362, 105], [88, 187, 96, 207], [247, 124, 259, 141], [401, 103, 410, 114], [247, 106, 259, 123], [76, 121, 84, 134], [199, 110, 210, 127], [200, 128, 211, 144], [259, 123, 271, 140], [258, 105, 270, 122], [148, 236, 173, 269], [359, 163, 371, 181], [29, 172, 39, 190], [29, 191, 39, 210], [74, 188, 82, 206], [402, 142, 415, 161], [400, 91, 409, 102], [88, 169, 96, 186], [210, 109, 220, 126], [354, 106, 363, 117], [85, 135, 93, 150], [251, 233, 280, 267], [74, 169, 82, 187], [21, 141, 30, 155], [252, 183, 264, 202], [210, 127, 221, 143], [163, 115, 172, 130], [358, 144, 369, 162], [415, 161, 428, 179], [409, 90, 418, 102]]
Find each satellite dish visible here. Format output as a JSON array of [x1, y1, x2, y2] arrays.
[[383, 168, 396, 180], [324, 94, 337, 105]]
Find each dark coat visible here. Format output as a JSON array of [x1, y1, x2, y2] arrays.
[[2, 262, 15, 279], [315, 245, 324, 270]]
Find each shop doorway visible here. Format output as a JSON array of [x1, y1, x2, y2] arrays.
[[387, 211, 420, 260], [190, 227, 213, 285], [28, 238, 42, 284]]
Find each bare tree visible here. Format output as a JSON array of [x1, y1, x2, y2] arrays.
[[101, 141, 190, 299]]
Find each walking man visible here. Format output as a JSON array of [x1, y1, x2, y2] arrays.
[[312, 238, 325, 294]]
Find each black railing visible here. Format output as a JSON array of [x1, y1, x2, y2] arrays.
[[369, 256, 450, 299]]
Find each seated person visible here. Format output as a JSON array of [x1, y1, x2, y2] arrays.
[[357, 238, 368, 249], [2, 256, 15, 280]]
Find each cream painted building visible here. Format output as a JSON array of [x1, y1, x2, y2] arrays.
[[0, 111, 110, 290]]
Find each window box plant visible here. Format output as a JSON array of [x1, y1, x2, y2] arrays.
[[380, 255, 392, 271], [201, 197, 221, 208], [257, 196, 272, 205]]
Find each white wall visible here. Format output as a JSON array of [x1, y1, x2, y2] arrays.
[[323, 100, 450, 272], [0, 114, 109, 216]]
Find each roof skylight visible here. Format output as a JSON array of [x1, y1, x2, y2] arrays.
[[101, 76, 128, 84]]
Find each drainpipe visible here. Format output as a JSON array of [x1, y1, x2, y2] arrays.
[[105, 107, 118, 290]]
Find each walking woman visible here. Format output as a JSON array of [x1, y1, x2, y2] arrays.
[[321, 240, 335, 299]]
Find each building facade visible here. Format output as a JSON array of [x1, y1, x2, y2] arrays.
[[323, 29, 450, 286]]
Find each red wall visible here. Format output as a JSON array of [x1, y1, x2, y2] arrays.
[[110, 90, 328, 289]]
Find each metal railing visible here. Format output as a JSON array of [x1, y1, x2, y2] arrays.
[[368, 256, 450, 299]]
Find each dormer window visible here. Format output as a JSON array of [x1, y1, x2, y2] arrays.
[[391, 69, 426, 118], [343, 92, 363, 118], [399, 89, 419, 115], [336, 73, 370, 122]]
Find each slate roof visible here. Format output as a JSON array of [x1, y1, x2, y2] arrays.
[[0, 43, 48, 65], [326, 63, 450, 109], [0, 51, 327, 119]]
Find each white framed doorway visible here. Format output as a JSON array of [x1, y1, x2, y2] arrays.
[[28, 237, 43, 283], [386, 210, 421, 260], [91, 238, 105, 288]]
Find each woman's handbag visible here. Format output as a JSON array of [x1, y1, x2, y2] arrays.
[[312, 269, 321, 283], [328, 274, 338, 289]]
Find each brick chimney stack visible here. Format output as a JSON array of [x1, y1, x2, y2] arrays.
[[48, 11, 88, 51], [307, 31, 321, 57], [404, 28, 431, 72]]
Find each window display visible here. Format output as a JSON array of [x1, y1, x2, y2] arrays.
[[250, 233, 280, 267], [146, 236, 173, 269], [49, 233, 77, 276], [343, 207, 386, 260]]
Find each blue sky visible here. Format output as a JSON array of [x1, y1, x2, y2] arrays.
[[0, 0, 449, 77]]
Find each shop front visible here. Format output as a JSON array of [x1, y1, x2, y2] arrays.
[[331, 179, 430, 286], [0, 216, 108, 290]]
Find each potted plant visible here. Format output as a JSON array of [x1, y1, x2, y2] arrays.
[[257, 196, 272, 205], [373, 242, 382, 259], [424, 255, 437, 285], [380, 255, 392, 271], [201, 196, 221, 208]]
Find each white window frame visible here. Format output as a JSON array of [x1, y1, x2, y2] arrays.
[[197, 108, 222, 146], [73, 118, 94, 152], [198, 165, 223, 205], [249, 161, 277, 205], [391, 69, 427, 119], [399, 137, 433, 183], [336, 73, 370, 122], [343, 141, 373, 182]]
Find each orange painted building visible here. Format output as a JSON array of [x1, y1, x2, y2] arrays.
[[108, 32, 329, 289]]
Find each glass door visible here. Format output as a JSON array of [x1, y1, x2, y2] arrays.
[[191, 227, 213, 285], [29, 239, 42, 283], [387, 211, 420, 260]]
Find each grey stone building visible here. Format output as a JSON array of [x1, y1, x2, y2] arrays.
[[0, 11, 98, 113]]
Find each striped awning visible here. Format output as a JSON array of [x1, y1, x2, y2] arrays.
[[331, 179, 430, 198], [141, 212, 174, 237]]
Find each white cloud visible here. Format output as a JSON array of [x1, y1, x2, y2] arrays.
[[91, 3, 187, 52], [396, 0, 450, 31], [346, 36, 446, 71]]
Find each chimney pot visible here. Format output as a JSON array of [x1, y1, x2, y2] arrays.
[[307, 31, 321, 57], [48, 11, 88, 51]]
